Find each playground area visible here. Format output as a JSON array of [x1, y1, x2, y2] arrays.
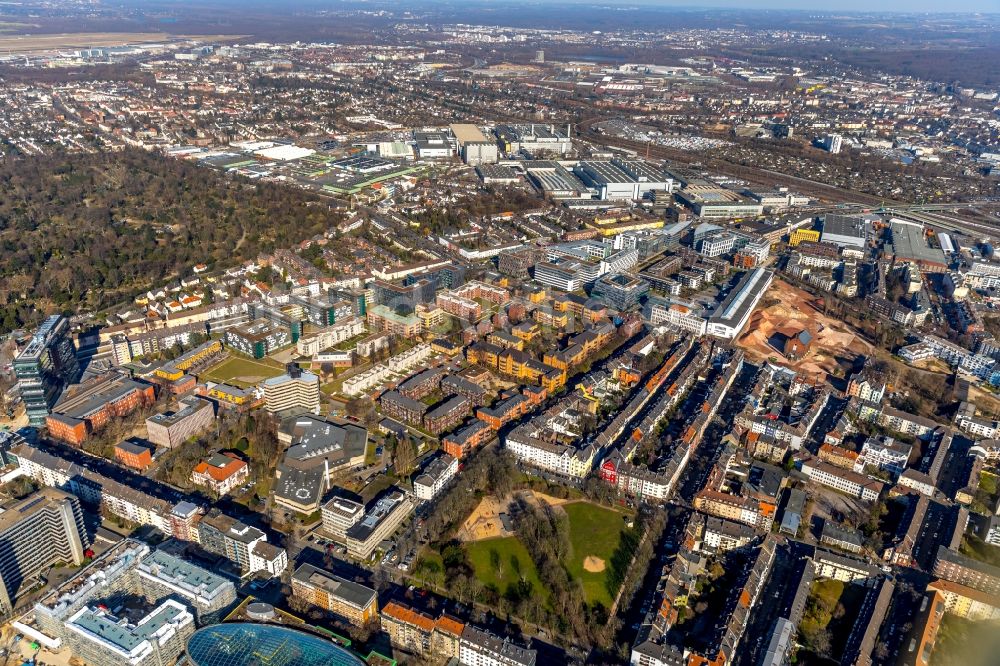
[[457, 491, 569, 542], [459, 493, 631, 606]]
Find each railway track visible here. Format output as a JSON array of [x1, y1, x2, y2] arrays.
[[577, 118, 893, 206]]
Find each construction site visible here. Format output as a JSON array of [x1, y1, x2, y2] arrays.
[[737, 278, 872, 381]]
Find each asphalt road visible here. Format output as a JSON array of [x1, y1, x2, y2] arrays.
[[677, 362, 761, 503], [733, 541, 812, 666]]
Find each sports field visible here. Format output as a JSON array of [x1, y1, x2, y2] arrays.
[[465, 536, 545, 601], [200, 356, 285, 387], [563, 501, 630, 607]]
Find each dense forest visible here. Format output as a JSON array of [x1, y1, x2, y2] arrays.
[[0, 149, 343, 333]]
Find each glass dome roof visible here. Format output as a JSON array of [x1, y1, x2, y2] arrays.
[[186, 622, 366, 666]]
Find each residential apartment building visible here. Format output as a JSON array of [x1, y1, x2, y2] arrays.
[[879, 406, 938, 438], [413, 453, 459, 501], [296, 317, 366, 356], [693, 489, 776, 530], [154, 340, 224, 381], [460, 625, 537, 666], [380, 601, 434, 656], [926, 579, 1000, 621], [223, 321, 291, 358], [441, 420, 494, 459], [12, 444, 175, 534], [135, 547, 237, 623], [0, 488, 88, 615], [478, 394, 530, 430], [290, 563, 378, 627], [10, 445, 287, 579], [505, 424, 597, 479], [63, 600, 195, 666], [846, 369, 887, 404], [424, 395, 470, 435], [380, 601, 466, 661], [262, 365, 320, 415], [367, 304, 423, 338], [856, 436, 911, 477], [932, 546, 1000, 595], [820, 523, 865, 554], [702, 517, 757, 552], [380, 390, 428, 426], [441, 375, 490, 404], [197, 509, 288, 577], [599, 452, 677, 502], [398, 368, 445, 400], [801, 459, 885, 502], [24, 539, 234, 653], [818, 443, 860, 470]]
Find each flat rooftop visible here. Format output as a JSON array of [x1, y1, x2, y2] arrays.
[[68, 600, 189, 653], [138, 549, 232, 598], [889, 219, 947, 266], [708, 268, 773, 327], [147, 397, 212, 427], [579, 160, 635, 184], [345, 488, 409, 542], [292, 563, 376, 609], [53, 374, 149, 421], [450, 123, 489, 144]]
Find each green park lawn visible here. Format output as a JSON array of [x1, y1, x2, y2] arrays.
[[563, 501, 631, 607], [465, 536, 546, 602], [465, 501, 631, 608]]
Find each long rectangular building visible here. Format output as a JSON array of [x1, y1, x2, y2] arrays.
[[344, 488, 413, 560], [46, 373, 156, 445], [290, 563, 378, 627], [0, 488, 88, 615], [706, 268, 773, 339]]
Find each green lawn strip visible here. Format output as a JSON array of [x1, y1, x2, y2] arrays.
[[202, 356, 286, 386], [562, 501, 630, 607]]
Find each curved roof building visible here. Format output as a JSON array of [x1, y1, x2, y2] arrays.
[[187, 623, 365, 666]]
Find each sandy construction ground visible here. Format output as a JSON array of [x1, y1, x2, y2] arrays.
[[737, 278, 872, 380], [0, 32, 245, 55], [458, 491, 571, 542]]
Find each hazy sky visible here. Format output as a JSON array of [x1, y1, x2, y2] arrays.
[[611, 0, 998, 10]]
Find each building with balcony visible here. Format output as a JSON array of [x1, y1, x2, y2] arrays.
[[0, 488, 88, 615], [14, 315, 80, 426], [290, 563, 377, 627], [262, 365, 320, 415]]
